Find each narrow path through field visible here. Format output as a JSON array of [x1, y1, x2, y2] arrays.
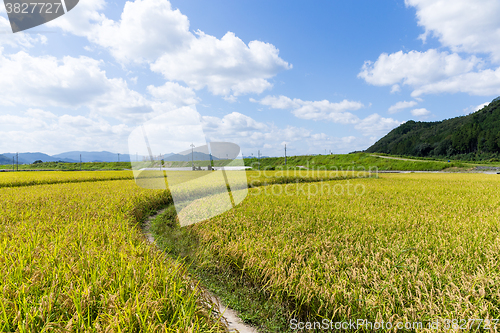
[[369, 154, 436, 162], [142, 208, 259, 333]]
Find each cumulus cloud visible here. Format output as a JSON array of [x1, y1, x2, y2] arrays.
[[201, 112, 371, 155], [0, 49, 154, 120], [405, 0, 500, 62], [0, 16, 47, 48], [358, 49, 500, 97], [151, 31, 291, 97], [360, 1, 500, 98], [252, 95, 364, 124], [252, 95, 401, 138], [463, 102, 490, 115], [147, 82, 198, 105], [47, 0, 291, 98], [410, 108, 431, 118], [388, 100, 418, 113], [45, 0, 107, 36], [90, 0, 192, 64], [411, 67, 500, 97], [354, 114, 402, 137], [0, 110, 132, 154], [202, 112, 310, 152], [202, 112, 267, 136], [358, 49, 480, 87]]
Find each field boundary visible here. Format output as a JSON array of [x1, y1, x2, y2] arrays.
[[142, 206, 258, 333]]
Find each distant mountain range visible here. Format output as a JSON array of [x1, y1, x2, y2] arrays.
[[0, 150, 225, 164], [0, 154, 11, 165], [1, 152, 78, 164]]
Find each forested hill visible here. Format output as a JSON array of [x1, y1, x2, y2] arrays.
[[366, 97, 500, 160]]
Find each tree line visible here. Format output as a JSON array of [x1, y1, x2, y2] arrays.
[[366, 97, 500, 161]]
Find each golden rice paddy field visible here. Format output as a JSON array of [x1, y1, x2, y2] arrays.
[[5, 170, 496, 332], [180, 173, 500, 330], [0, 178, 226, 332], [0, 170, 357, 332], [0, 170, 134, 188]]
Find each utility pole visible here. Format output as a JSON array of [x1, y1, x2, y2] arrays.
[[118, 153, 120, 163], [16, 152, 18, 171], [80, 154, 82, 171], [284, 144, 287, 166], [258, 150, 260, 170], [190, 144, 195, 169], [12, 156, 14, 171]]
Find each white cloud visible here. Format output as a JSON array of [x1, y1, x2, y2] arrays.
[[0, 111, 133, 155], [358, 49, 480, 87], [89, 0, 192, 64], [411, 67, 500, 97], [147, 82, 198, 105], [405, 0, 500, 62], [360, 1, 500, 98], [25, 108, 57, 119], [201, 112, 373, 155], [251, 95, 300, 110], [151, 30, 291, 97], [202, 112, 267, 135], [475, 102, 489, 111], [463, 102, 489, 115], [354, 114, 402, 136], [253, 95, 400, 139], [48, 0, 189, 63], [45, 0, 107, 37], [202, 112, 311, 154], [388, 100, 418, 113], [410, 108, 431, 117], [0, 16, 47, 48], [47, 0, 291, 99], [252, 95, 364, 124], [358, 49, 500, 97], [0, 49, 153, 120], [390, 84, 401, 93]]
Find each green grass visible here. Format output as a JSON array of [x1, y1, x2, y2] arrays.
[[4, 152, 497, 172], [244, 152, 472, 171]]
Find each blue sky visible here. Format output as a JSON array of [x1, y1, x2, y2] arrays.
[[1, 0, 499, 157]]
